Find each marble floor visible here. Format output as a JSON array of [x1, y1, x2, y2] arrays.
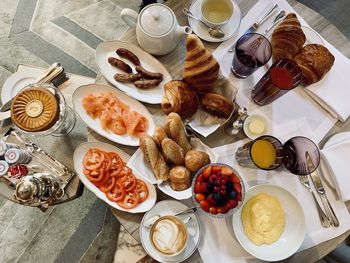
[[0, 0, 350, 262]]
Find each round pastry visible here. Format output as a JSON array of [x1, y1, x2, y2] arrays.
[[184, 150, 210, 172], [161, 80, 198, 118], [241, 193, 285, 245], [161, 138, 185, 165], [200, 92, 234, 119], [11, 88, 59, 132], [169, 166, 191, 191]]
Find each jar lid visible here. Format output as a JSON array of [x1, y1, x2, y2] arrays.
[[140, 4, 174, 36]]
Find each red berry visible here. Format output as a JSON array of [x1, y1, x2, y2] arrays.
[[220, 185, 227, 191], [234, 183, 242, 194], [211, 165, 222, 173], [198, 182, 208, 194], [202, 166, 212, 178], [214, 186, 220, 192], [220, 189, 227, 196], [209, 207, 218, 215], [195, 193, 205, 203], [196, 173, 205, 183], [200, 200, 210, 212], [209, 174, 217, 183], [227, 199, 238, 209], [221, 166, 233, 176], [194, 182, 201, 194], [231, 174, 240, 183], [217, 206, 229, 214], [206, 193, 216, 206], [237, 192, 242, 201]]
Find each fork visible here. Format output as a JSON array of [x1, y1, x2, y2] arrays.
[[298, 163, 331, 228]]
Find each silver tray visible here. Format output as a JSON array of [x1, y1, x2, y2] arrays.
[[0, 128, 75, 210]]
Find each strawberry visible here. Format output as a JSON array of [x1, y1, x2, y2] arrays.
[[226, 199, 238, 209], [196, 182, 208, 194], [206, 193, 216, 206], [209, 206, 218, 215], [194, 182, 201, 194], [196, 173, 205, 183], [237, 192, 242, 201], [200, 200, 210, 212], [202, 166, 212, 178], [217, 206, 229, 214], [195, 193, 205, 203], [209, 174, 217, 184], [234, 182, 242, 194], [211, 165, 222, 173], [231, 174, 240, 183], [221, 166, 233, 176]]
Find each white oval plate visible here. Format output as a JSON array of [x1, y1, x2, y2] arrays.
[[140, 200, 201, 263], [127, 137, 219, 200], [1, 70, 42, 104], [96, 40, 172, 104], [73, 141, 157, 213], [73, 84, 155, 146], [232, 184, 305, 261]]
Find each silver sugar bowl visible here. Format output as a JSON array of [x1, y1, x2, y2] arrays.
[[15, 173, 64, 205]]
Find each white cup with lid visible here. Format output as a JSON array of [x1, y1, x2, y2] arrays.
[[121, 4, 192, 55]]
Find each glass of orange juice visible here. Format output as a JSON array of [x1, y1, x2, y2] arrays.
[[235, 135, 284, 170]]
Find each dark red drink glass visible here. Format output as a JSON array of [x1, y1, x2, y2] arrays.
[[231, 33, 272, 78], [251, 59, 302, 106]]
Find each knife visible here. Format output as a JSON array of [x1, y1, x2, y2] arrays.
[[306, 152, 339, 227], [228, 3, 278, 53]]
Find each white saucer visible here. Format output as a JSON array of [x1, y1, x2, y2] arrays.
[[188, 0, 241, 43], [243, 114, 271, 140], [1, 70, 43, 104], [140, 200, 201, 263]]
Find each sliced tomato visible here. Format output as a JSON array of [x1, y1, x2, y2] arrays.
[[108, 152, 123, 176], [99, 173, 116, 192], [117, 189, 139, 209], [106, 182, 125, 202], [118, 173, 136, 192], [85, 166, 105, 182], [83, 149, 105, 170], [135, 179, 148, 202], [103, 151, 112, 171]]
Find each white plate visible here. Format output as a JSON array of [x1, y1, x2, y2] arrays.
[[128, 137, 219, 200], [73, 141, 157, 213], [232, 184, 306, 262], [188, 0, 241, 43], [140, 200, 201, 263], [1, 70, 42, 104], [95, 40, 172, 104], [72, 84, 155, 146]]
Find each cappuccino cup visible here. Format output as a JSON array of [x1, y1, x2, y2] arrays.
[[149, 215, 188, 257], [201, 0, 234, 28]]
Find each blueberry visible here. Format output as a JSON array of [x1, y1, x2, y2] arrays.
[[214, 192, 221, 201], [229, 191, 236, 199], [207, 182, 215, 192], [226, 181, 233, 191]]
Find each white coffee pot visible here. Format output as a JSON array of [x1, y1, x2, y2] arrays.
[[121, 4, 192, 56]]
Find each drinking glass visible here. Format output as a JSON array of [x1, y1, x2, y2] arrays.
[[283, 136, 320, 175], [235, 135, 284, 170], [251, 59, 302, 106], [231, 33, 272, 78]]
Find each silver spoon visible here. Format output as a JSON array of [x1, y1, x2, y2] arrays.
[[183, 8, 225, 38], [264, 10, 286, 34]]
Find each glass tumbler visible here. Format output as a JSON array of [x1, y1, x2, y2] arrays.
[[251, 59, 303, 106], [235, 135, 284, 170], [231, 33, 272, 78], [283, 136, 320, 175]]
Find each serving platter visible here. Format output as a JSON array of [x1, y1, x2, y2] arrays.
[[73, 141, 157, 213], [128, 137, 218, 200], [96, 40, 172, 104], [232, 184, 305, 261], [72, 84, 155, 146]]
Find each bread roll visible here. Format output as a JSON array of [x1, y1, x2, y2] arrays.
[[164, 113, 192, 153], [184, 34, 220, 92], [200, 93, 234, 118], [185, 150, 210, 172], [271, 13, 306, 61], [161, 138, 185, 165], [140, 135, 169, 182], [293, 44, 335, 85], [169, 166, 191, 191], [161, 80, 198, 118], [152, 125, 168, 147]]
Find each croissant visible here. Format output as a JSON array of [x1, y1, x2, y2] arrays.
[[271, 13, 306, 61], [293, 44, 335, 85], [161, 80, 198, 118], [183, 34, 220, 92]]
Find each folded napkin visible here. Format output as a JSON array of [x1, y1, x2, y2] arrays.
[[321, 132, 350, 201]]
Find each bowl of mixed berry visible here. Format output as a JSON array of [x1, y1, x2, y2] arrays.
[[192, 163, 245, 218]]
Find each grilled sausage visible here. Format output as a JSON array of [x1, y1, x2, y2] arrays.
[[134, 79, 162, 89], [135, 66, 163, 80], [116, 48, 141, 66], [114, 73, 142, 83], [107, 57, 132, 73]]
